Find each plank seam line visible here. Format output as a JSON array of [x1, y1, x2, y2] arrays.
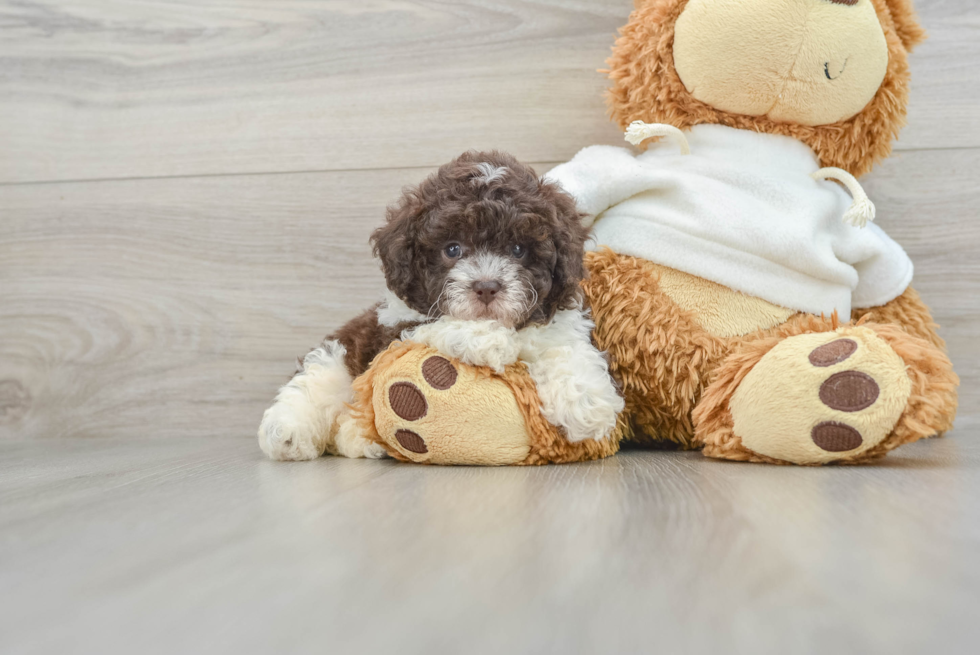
[[0, 162, 567, 188], [0, 144, 974, 188]]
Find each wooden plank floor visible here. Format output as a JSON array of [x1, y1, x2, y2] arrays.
[[1, 1, 979, 653], [1, 435, 979, 654]]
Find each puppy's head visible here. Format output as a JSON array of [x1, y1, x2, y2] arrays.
[[371, 151, 588, 328]]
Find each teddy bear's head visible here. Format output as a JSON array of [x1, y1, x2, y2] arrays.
[[607, 0, 925, 176]]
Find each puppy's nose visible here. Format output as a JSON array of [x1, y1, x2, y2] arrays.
[[472, 280, 502, 305]]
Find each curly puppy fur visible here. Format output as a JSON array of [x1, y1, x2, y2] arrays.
[[377, 152, 587, 324], [609, 0, 926, 177], [259, 151, 591, 460], [327, 151, 588, 375], [334, 150, 589, 374]]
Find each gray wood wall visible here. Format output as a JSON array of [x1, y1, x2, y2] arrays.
[[1, 0, 977, 442]]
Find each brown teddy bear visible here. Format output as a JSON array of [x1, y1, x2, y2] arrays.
[[558, 0, 958, 465], [348, 0, 958, 466]]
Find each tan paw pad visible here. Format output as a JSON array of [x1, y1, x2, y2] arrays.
[[371, 347, 532, 465], [730, 327, 912, 464]]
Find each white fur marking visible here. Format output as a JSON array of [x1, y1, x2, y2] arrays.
[[444, 250, 528, 327], [472, 163, 509, 186], [403, 319, 521, 373], [519, 309, 624, 442], [257, 340, 378, 460], [377, 289, 427, 327]]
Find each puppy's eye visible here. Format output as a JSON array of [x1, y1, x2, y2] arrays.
[[511, 244, 526, 258], [444, 243, 462, 259]]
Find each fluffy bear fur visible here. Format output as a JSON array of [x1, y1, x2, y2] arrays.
[[584, 248, 959, 463], [694, 316, 958, 465], [608, 0, 927, 177]]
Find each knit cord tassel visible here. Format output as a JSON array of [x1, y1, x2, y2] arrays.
[[812, 167, 876, 228], [625, 121, 692, 155]]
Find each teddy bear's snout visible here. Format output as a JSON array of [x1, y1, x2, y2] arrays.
[[672, 0, 889, 126]]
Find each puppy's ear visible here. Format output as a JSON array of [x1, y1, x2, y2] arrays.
[[371, 196, 424, 312], [540, 180, 589, 319]]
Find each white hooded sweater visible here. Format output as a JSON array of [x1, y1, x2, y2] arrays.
[[544, 124, 913, 317]]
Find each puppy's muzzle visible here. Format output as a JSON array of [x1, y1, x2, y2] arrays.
[[472, 280, 502, 306]]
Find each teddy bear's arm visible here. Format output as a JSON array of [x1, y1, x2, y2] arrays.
[[544, 145, 660, 224], [519, 309, 624, 442]]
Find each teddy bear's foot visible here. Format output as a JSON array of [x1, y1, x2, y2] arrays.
[[695, 322, 958, 465], [350, 341, 622, 466], [360, 344, 533, 465]]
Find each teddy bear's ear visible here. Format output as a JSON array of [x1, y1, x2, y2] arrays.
[[882, 0, 927, 52]]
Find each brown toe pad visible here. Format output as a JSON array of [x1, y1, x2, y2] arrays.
[[811, 421, 863, 452], [388, 382, 427, 421], [809, 339, 858, 367], [819, 371, 880, 412], [422, 356, 458, 390], [395, 429, 428, 454]]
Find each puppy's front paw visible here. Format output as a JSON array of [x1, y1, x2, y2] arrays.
[[402, 319, 520, 373], [561, 405, 620, 443], [529, 351, 624, 443], [258, 402, 326, 461]]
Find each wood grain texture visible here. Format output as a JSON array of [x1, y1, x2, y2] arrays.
[[2, 1, 979, 651], [1, 436, 979, 654], [1, 0, 978, 184], [2, 150, 978, 442], [0, 0, 629, 184], [0, 167, 402, 440]]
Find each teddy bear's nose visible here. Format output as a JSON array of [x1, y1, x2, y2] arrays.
[[473, 280, 502, 304]]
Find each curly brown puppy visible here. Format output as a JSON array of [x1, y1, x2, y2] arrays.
[[258, 151, 622, 461], [336, 150, 588, 377]]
